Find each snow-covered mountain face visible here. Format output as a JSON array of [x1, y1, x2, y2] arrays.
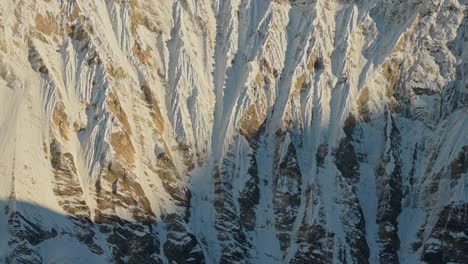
[[0, 0, 466, 263]]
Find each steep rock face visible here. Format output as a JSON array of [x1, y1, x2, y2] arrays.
[[0, 0, 466, 263]]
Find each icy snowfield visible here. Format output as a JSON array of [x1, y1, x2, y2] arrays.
[[0, 0, 467, 263]]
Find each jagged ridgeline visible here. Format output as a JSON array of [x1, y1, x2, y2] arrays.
[[0, 0, 466, 263]]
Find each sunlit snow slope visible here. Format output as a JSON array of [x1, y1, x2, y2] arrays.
[[0, 0, 467, 263]]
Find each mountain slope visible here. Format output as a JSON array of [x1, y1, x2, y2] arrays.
[[0, 0, 466, 263]]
